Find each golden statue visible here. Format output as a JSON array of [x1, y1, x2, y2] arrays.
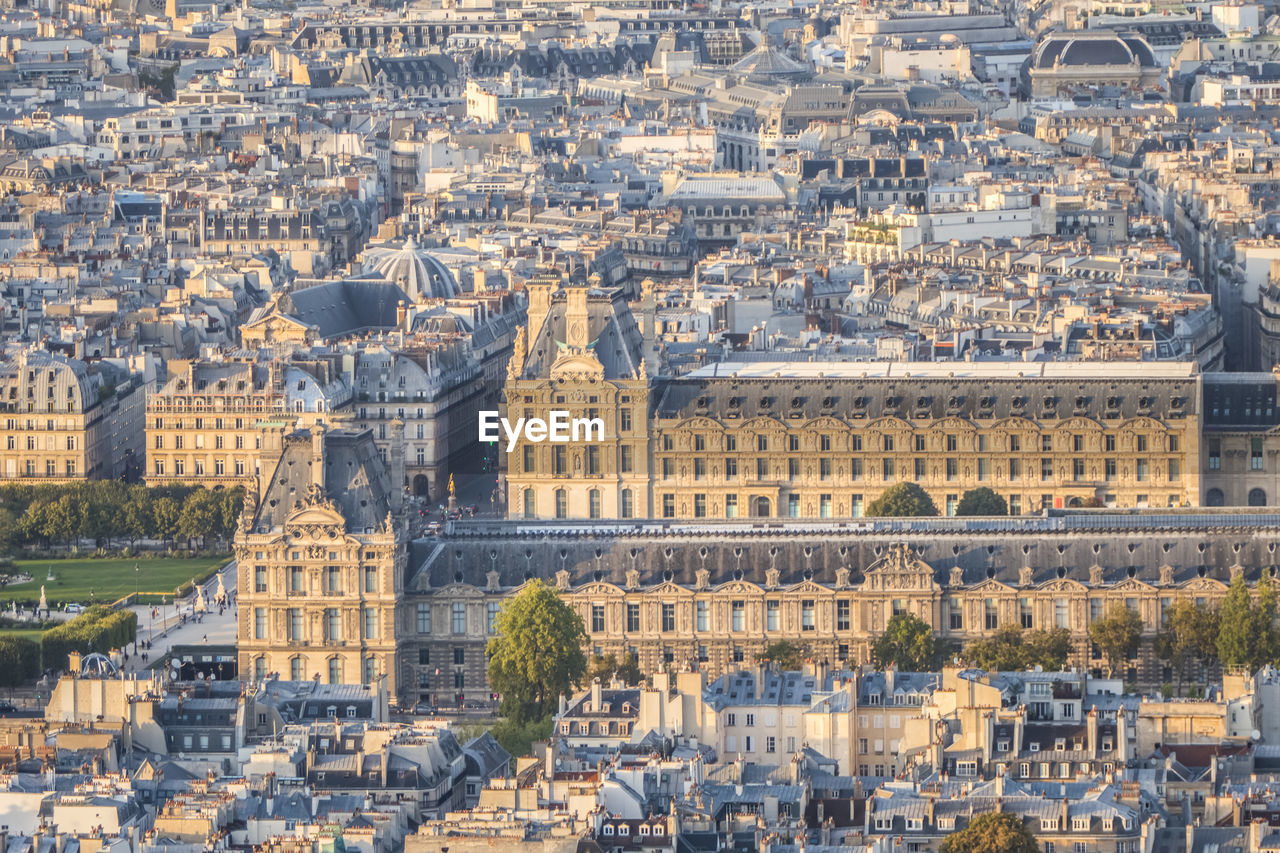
[[448, 474, 456, 496]]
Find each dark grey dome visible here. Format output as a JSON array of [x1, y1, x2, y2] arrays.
[[1031, 32, 1156, 69]]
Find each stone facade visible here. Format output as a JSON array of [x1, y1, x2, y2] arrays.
[[0, 348, 146, 482], [407, 516, 1280, 699], [235, 426, 408, 698]]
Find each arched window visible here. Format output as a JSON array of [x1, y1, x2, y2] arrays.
[[254, 657, 267, 681], [290, 655, 305, 681], [1206, 488, 1225, 507], [555, 489, 567, 519], [621, 489, 633, 519], [589, 489, 601, 519], [524, 489, 536, 519], [1250, 488, 1268, 507], [329, 657, 342, 684]]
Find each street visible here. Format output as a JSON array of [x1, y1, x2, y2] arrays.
[[121, 562, 237, 672]]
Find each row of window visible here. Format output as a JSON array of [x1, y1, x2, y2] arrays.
[[584, 596, 1168, 635], [253, 606, 382, 643], [2, 459, 78, 476], [253, 565, 381, 595], [153, 432, 249, 450], [154, 458, 250, 477], [413, 602, 501, 635], [252, 654, 378, 684], [656, 455, 1181, 484], [658, 432, 1177, 454], [5, 435, 77, 450]]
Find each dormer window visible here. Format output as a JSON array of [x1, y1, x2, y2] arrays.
[[603, 826, 615, 836], [619, 825, 630, 836], [639, 825, 650, 836]]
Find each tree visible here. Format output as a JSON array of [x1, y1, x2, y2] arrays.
[[965, 626, 1070, 672], [0, 636, 40, 688], [152, 496, 181, 546], [1154, 598, 1219, 694], [955, 487, 1008, 516], [177, 490, 220, 550], [584, 651, 644, 686], [1217, 572, 1255, 670], [759, 640, 804, 671], [866, 483, 938, 517], [487, 580, 588, 724], [1089, 604, 1143, 677], [1255, 569, 1278, 671], [872, 612, 942, 671], [938, 812, 1038, 853]]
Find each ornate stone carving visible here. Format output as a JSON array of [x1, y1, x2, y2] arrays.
[[626, 569, 640, 590], [835, 567, 850, 589], [1089, 564, 1104, 586], [765, 568, 780, 589], [486, 570, 501, 592], [1159, 564, 1173, 586], [695, 569, 710, 590], [1231, 564, 1244, 580], [949, 566, 964, 588], [556, 569, 571, 591], [1020, 566, 1033, 587]]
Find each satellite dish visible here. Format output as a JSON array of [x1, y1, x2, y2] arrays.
[[1253, 729, 1262, 741], [170, 666, 181, 680]]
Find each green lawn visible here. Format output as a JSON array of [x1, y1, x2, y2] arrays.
[[3, 557, 230, 607]]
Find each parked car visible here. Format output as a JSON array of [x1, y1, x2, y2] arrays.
[[65, 603, 85, 614]]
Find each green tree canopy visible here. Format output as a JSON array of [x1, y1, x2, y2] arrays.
[[1154, 597, 1219, 694], [1217, 572, 1255, 669], [955, 487, 1008, 516], [938, 812, 1038, 853], [584, 651, 643, 686], [487, 580, 588, 724], [1089, 604, 1143, 677], [865, 483, 938, 518], [872, 612, 943, 671], [965, 625, 1070, 672], [758, 640, 805, 671]]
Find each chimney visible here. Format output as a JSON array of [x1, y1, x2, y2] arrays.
[[566, 285, 590, 350], [311, 423, 326, 490], [591, 678, 603, 713], [389, 419, 405, 513], [526, 280, 554, 331]]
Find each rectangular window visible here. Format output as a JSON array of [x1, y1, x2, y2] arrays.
[[662, 603, 676, 632], [254, 607, 266, 639], [1020, 598, 1034, 629], [363, 608, 377, 640], [915, 458, 926, 481], [1041, 459, 1053, 481], [1055, 598, 1068, 629], [662, 494, 675, 517], [1136, 459, 1149, 481], [487, 601, 500, 634], [949, 599, 963, 630], [837, 600, 850, 631], [451, 603, 466, 634], [732, 601, 745, 632], [883, 458, 895, 480], [255, 566, 267, 593], [766, 600, 780, 631], [592, 604, 605, 632], [985, 599, 998, 630], [801, 600, 815, 631], [1253, 437, 1265, 470], [417, 603, 431, 634], [725, 494, 737, 517], [820, 494, 832, 518], [757, 458, 768, 479], [696, 601, 709, 632], [1073, 458, 1084, 481], [627, 603, 640, 632], [290, 566, 304, 594], [1209, 439, 1221, 470], [851, 458, 863, 480], [725, 457, 737, 480], [788, 494, 800, 517], [694, 493, 707, 517], [620, 445, 633, 473], [288, 608, 303, 642]]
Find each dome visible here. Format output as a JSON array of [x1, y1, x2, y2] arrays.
[[1030, 32, 1156, 70], [361, 236, 461, 301], [730, 31, 812, 83], [80, 652, 118, 678]]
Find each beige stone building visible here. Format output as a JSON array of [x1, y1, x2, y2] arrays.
[[411, 519, 1280, 699], [504, 283, 1203, 518], [146, 353, 348, 487], [235, 425, 408, 696], [0, 348, 146, 482]]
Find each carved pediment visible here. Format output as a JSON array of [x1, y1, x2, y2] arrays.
[[1180, 576, 1227, 592], [649, 581, 693, 597], [1038, 578, 1087, 593], [970, 578, 1015, 594], [575, 582, 623, 597], [1111, 577, 1154, 592], [864, 544, 937, 592], [716, 580, 764, 595], [440, 582, 485, 597], [284, 504, 346, 531], [788, 579, 828, 595]]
